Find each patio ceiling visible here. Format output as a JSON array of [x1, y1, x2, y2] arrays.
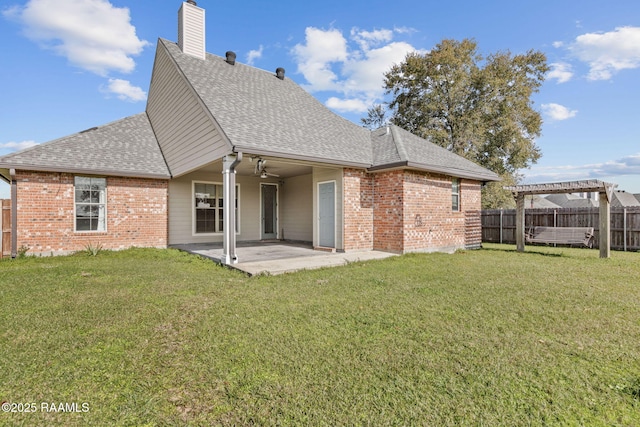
[[196, 158, 316, 179]]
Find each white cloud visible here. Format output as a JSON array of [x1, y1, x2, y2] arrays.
[[246, 45, 263, 65], [542, 103, 577, 121], [291, 26, 418, 113], [292, 27, 348, 91], [525, 153, 640, 183], [548, 62, 573, 83], [569, 26, 640, 80], [0, 140, 39, 151], [325, 97, 370, 113], [342, 41, 416, 96], [102, 78, 146, 102], [6, 0, 149, 76], [351, 27, 393, 51]]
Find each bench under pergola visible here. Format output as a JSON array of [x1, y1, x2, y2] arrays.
[[504, 180, 617, 258]]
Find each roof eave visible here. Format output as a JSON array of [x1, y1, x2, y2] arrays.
[[232, 146, 371, 169], [368, 161, 501, 182], [0, 163, 171, 180]]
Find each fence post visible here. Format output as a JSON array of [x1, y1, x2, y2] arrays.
[[500, 209, 503, 244], [623, 207, 627, 252], [554, 209, 557, 247]]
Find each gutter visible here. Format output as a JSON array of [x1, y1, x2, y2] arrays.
[[0, 163, 171, 180], [10, 169, 17, 259], [222, 152, 242, 265], [367, 161, 500, 182]]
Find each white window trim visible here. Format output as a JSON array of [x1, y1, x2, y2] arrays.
[[191, 180, 241, 237], [74, 176, 107, 233], [452, 178, 461, 212]]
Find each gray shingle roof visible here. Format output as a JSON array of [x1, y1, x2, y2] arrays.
[[0, 38, 499, 183], [162, 39, 499, 181], [0, 113, 170, 179], [370, 124, 500, 181], [161, 39, 373, 167]]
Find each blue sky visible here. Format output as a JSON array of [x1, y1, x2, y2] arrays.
[[1, 0, 639, 198]]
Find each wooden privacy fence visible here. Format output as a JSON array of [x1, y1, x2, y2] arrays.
[[482, 207, 640, 251], [1, 199, 11, 258]]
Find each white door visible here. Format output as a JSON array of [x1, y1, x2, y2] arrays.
[[318, 182, 335, 247]]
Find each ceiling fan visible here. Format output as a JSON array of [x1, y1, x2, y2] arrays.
[[252, 157, 280, 178]]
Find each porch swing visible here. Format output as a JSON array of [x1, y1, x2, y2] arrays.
[[524, 205, 595, 248]]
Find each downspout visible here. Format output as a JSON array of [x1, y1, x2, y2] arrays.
[[10, 169, 17, 258], [222, 152, 242, 264]]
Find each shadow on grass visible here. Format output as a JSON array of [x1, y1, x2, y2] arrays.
[[480, 244, 567, 258]]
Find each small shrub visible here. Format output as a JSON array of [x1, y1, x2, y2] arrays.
[[17, 245, 30, 258], [84, 242, 104, 257]]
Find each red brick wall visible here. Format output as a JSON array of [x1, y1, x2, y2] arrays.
[[372, 170, 404, 252], [343, 168, 374, 251], [15, 171, 168, 255], [343, 169, 483, 253], [401, 171, 466, 251]]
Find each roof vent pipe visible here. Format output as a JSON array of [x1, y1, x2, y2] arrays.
[[186, 0, 197, 5], [276, 67, 285, 80], [225, 51, 236, 65]]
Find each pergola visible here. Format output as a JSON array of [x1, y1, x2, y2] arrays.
[[504, 180, 617, 258]]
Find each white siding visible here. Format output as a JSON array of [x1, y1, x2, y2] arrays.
[[178, 2, 205, 60], [147, 43, 230, 178], [280, 174, 312, 242], [169, 169, 264, 245]]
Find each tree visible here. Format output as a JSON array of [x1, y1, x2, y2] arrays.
[[360, 104, 388, 130], [370, 39, 548, 208]]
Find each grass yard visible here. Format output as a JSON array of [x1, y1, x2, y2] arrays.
[[0, 244, 639, 426]]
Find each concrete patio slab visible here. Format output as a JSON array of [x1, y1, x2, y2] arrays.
[[171, 242, 397, 275]]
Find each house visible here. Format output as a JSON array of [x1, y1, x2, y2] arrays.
[[0, 1, 499, 262], [525, 195, 561, 209], [544, 191, 640, 209], [611, 191, 640, 208], [544, 193, 598, 208]]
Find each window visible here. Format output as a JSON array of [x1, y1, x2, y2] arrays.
[[452, 178, 460, 211], [193, 182, 238, 234], [75, 176, 106, 231]]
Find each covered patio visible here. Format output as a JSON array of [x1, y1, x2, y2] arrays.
[[171, 241, 397, 275]]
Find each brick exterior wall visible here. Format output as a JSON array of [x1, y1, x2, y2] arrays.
[[15, 171, 168, 255], [401, 171, 466, 252], [342, 169, 374, 251], [372, 170, 404, 252], [343, 168, 483, 253]]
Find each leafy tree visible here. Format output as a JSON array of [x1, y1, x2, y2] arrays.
[[368, 39, 549, 208], [360, 104, 388, 129]]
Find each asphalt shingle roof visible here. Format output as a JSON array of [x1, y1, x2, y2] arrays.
[[0, 38, 499, 183], [161, 39, 373, 167], [162, 39, 499, 181], [0, 113, 170, 179], [370, 124, 500, 181]]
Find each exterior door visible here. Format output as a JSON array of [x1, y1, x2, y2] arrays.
[[318, 181, 335, 247], [261, 184, 278, 239]]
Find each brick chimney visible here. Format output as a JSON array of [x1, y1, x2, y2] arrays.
[[178, 1, 205, 60]]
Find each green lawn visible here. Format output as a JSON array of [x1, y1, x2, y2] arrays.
[[0, 244, 639, 426]]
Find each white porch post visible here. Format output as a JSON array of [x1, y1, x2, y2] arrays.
[[222, 153, 242, 264]]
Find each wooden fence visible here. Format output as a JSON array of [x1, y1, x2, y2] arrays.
[[1, 199, 11, 258], [482, 207, 640, 251]]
